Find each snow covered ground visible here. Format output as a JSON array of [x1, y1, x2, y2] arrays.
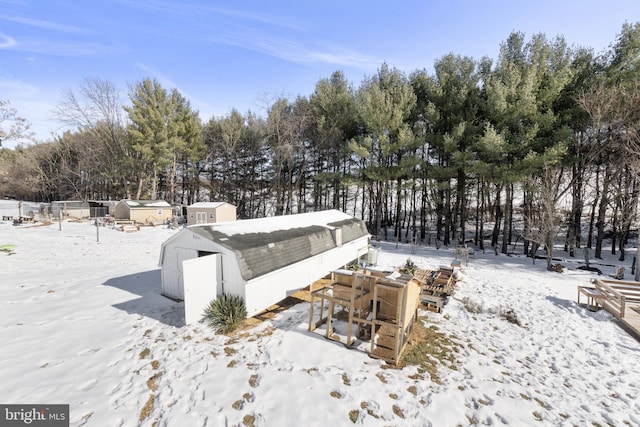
[[1, 199, 639, 426]]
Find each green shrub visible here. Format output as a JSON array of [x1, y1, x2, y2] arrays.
[[203, 294, 247, 334]]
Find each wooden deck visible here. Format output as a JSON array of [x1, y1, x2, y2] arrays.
[[603, 300, 640, 339], [589, 279, 640, 340]]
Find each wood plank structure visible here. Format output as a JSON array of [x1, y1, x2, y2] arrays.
[[578, 279, 640, 338], [308, 269, 421, 365], [413, 267, 456, 313]]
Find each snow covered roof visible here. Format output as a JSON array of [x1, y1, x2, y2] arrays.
[[188, 210, 370, 281], [89, 200, 117, 206], [187, 202, 233, 209], [120, 200, 171, 208], [51, 200, 89, 207]]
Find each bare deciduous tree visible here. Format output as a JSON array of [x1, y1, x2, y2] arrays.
[[523, 153, 571, 270], [53, 78, 131, 198], [0, 100, 35, 147]]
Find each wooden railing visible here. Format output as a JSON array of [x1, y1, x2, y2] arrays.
[[594, 280, 626, 318], [593, 279, 640, 318]]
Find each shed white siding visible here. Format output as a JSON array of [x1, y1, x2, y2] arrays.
[[160, 229, 245, 301], [159, 210, 371, 324], [161, 230, 216, 300], [243, 236, 369, 316]]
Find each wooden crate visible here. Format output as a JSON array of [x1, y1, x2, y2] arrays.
[[333, 270, 354, 286], [370, 344, 395, 361], [374, 284, 401, 321], [374, 332, 398, 350]]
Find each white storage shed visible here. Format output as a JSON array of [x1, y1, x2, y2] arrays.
[[159, 210, 370, 324], [186, 201, 236, 225]]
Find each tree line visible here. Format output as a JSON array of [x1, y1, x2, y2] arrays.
[[1, 24, 639, 269]]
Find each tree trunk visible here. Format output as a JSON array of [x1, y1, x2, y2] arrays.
[[523, 186, 531, 256], [456, 167, 466, 243], [595, 167, 610, 259], [501, 183, 512, 254], [436, 184, 445, 245], [491, 184, 502, 250], [135, 176, 144, 200], [545, 229, 554, 271], [587, 166, 601, 248], [375, 180, 383, 239], [420, 178, 427, 241], [444, 184, 451, 246], [477, 179, 485, 251], [611, 206, 618, 256], [567, 163, 584, 257], [395, 177, 403, 239]]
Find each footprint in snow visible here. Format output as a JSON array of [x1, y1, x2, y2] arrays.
[[107, 383, 122, 396], [108, 382, 139, 410], [78, 378, 98, 391], [39, 359, 65, 368], [189, 387, 205, 402], [494, 412, 508, 424]]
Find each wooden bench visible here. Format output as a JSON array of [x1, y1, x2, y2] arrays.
[[577, 286, 608, 311], [121, 224, 139, 233]]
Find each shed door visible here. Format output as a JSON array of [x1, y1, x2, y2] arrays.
[[183, 254, 220, 325], [196, 212, 207, 224]]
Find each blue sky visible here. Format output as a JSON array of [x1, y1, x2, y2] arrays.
[[1, 0, 638, 147]]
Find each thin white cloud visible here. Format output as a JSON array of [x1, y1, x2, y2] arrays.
[[202, 6, 304, 31], [117, 0, 373, 69], [0, 14, 93, 34], [115, 0, 190, 18], [0, 32, 16, 48], [4, 36, 121, 57], [0, 74, 38, 95], [116, 0, 302, 31], [135, 63, 181, 91], [216, 31, 381, 71]]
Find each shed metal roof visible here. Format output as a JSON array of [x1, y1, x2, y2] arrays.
[[120, 200, 171, 208], [188, 210, 369, 281], [188, 202, 233, 209], [51, 200, 89, 207]]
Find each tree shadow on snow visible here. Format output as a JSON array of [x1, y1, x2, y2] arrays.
[[103, 269, 185, 327]]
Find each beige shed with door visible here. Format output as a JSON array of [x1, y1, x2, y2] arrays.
[[114, 200, 172, 225], [186, 202, 236, 225]]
